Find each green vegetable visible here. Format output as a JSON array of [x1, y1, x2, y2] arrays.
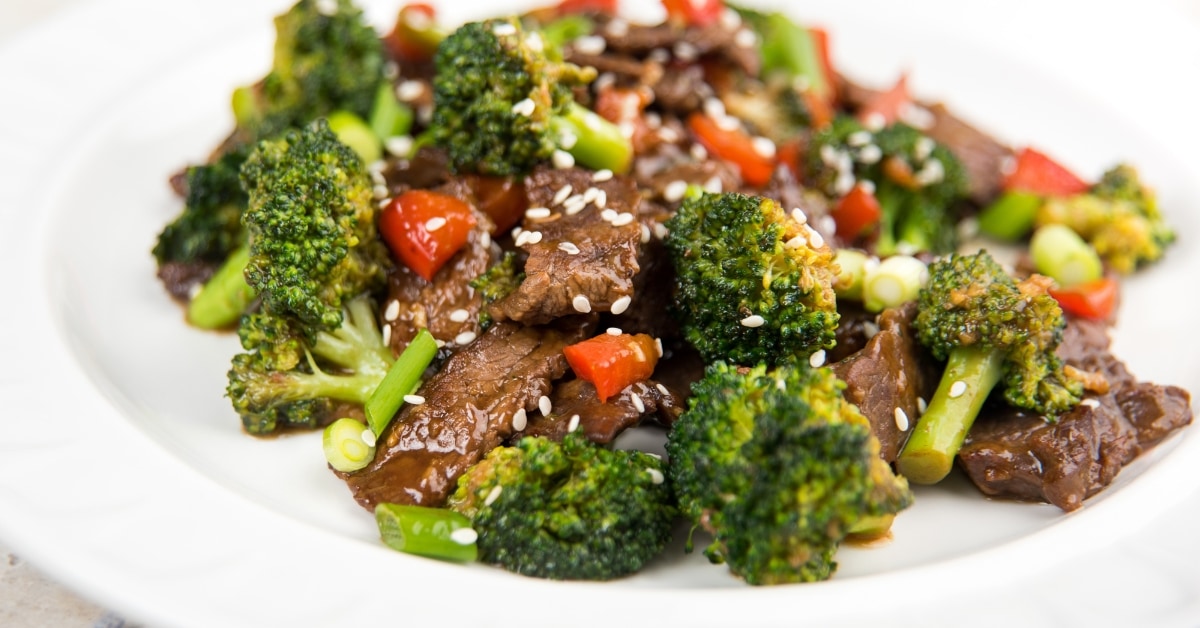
[[898, 250, 1082, 483], [326, 110, 382, 163], [367, 81, 414, 141], [666, 362, 913, 584], [832, 248, 869, 301], [323, 417, 377, 472], [186, 244, 255, 329], [447, 432, 674, 581], [375, 504, 478, 563], [664, 191, 840, 367], [1029, 224, 1103, 287], [365, 328, 438, 436], [977, 190, 1042, 241], [152, 144, 250, 268], [469, 251, 525, 329], [862, 254, 928, 312]]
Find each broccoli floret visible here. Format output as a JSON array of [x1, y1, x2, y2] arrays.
[[664, 191, 840, 367], [240, 119, 391, 331], [666, 362, 912, 584], [898, 250, 1083, 484], [807, 116, 968, 256], [469, 251, 524, 329], [446, 432, 674, 581], [1036, 163, 1175, 274], [153, 144, 251, 267], [429, 18, 631, 176], [235, 0, 386, 144], [227, 294, 394, 434]]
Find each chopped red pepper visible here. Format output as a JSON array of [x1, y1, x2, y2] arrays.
[[1049, 277, 1119, 320], [594, 84, 656, 154], [556, 0, 619, 14], [385, 4, 441, 63], [1004, 147, 1090, 196], [831, 184, 882, 241], [661, 0, 724, 27], [809, 27, 838, 106], [379, 190, 477, 281], [687, 112, 775, 187], [857, 73, 910, 128], [462, 175, 527, 235], [563, 333, 660, 403]]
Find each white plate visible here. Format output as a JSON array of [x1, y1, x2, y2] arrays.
[[2, 0, 1199, 626]]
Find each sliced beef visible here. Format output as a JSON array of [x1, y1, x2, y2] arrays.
[[830, 303, 937, 462], [599, 21, 758, 77], [519, 378, 684, 444], [382, 146, 451, 193], [156, 261, 214, 304], [488, 168, 642, 325]]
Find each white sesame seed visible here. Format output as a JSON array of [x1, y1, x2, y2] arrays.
[[719, 7, 742, 29], [449, 308, 470, 323], [526, 231, 543, 244], [484, 485, 502, 506], [1080, 398, 1100, 409], [525, 32, 545, 53], [918, 397, 928, 414], [582, 187, 600, 203], [512, 98, 536, 117], [526, 207, 552, 220], [648, 48, 670, 64], [915, 158, 945, 186], [512, 408, 528, 431], [647, 468, 665, 484], [574, 34, 607, 56], [894, 407, 910, 431], [618, 121, 636, 137], [567, 414, 581, 432], [373, 184, 389, 200], [834, 171, 856, 196], [640, 223, 652, 243], [606, 327, 622, 336], [658, 126, 680, 143], [899, 102, 936, 130], [673, 41, 699, 62], [703, 97, 726, 119], [714, 114, 741, 132], [479, 231, 492, 249], [858, 179, 877, 195], [592, 169, 614, 182], [734, 28, 757, 48], [818, 215, 837, 236], [652, 222, 669, 240], [315, 0, 338, 16], [606, 18, 629, 37], [384, 299, 401, 322], [663, 180, 688, 203], [809, 350, 827, 368], [600, 208, 618, 222], [741, 314, 765, 328], [914, 136, 936, 162], [361, 428, 376, 447], [863, 112, 887, 131], [847, 130, 873, 147], [654, 337, 663, 357], [424, 217, 446, 232], [552, 149, 575, 169], [558, 241, 581, 255], [785, 234, 807, 250], [382, 324, 392, 346], [558, 131, 578, 150], [572, 294, 592, 313], [949, 380, 967, 398], [792, 74, 811, 93], [751, 136, 777, 159], [492, 23, 517, 37], [434, 338, 446, 348], [611, 212, 635, 227], [806, 225, 826, 249], [385, 135, 414, 158], [610, 295, 632, 315], [703, 176, 723, 194], [450, 527, 478, 545], [455, 331, 477, 345], [514, 230, 533, 247], [690, 143, 709, 161], [656, 383, 669, 396], [533, 395, 550, 416], [791, 207, 808, 225], [553, 184, 574, 205], [631, 393, 645, 413], [404, 394, 426, 405], [396, 80, 425, 102]]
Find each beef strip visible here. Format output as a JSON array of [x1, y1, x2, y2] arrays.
[[488, 168, 642, 325], [156, 261, 214, 304], [518, 378, 684, 444], [830, 303, 938, 462], [957, 319, 1193, 511], [340, 317, 594, 509]]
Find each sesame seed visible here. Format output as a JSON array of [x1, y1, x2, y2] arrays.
[[512, 408, 528, 431], [1080, 398, 1100, 409], [918, 397, 928, 414], [834, 171, 856, 196], [492, 23, 517, 37], [654, 337, 663, 357], [526, 207, 552, 220], [663, 180, 688, 202], [558, 241, 581, 255], [315, 0, 338, 16], [404, 394, 426, 405], [658, 126, 680, 143], [479, 231, 492, 248], [785, 234, 807, 250], [690, 143, 708, 160], [894, 407, 910, 431], [559, 131, 578, 150], [606, 327, 622, 336], [640, 223, 652, 243], [863, 112, 886, 131], [611, 212, 635, 227], [563, 195, 587, 215], [714, 114, 741, 132], [656, 383, 669, 395], [606, 18, 629, 37], [809, 350, 826, 368], [373, 184, 389, 200], [514, 230, 533, 247], [553, 184, 574, 205], [806, 225, 826, 248], [382, 324, 392, 346], [574, 34, 606, 55], [674, 41, 699, 62], [751, 136, 777, 159], [484, 485, 502, 506], [734, 28, 757, 48], [631, 393, 645, 413], [915, 158, 945, 186], [526, 231, 543, 244], [610, 295, 631, 315], [600, 208, 618, 222], [648, 48, 670, 64], [858, 179, 877, 195], [791, 207, 808, 225], [719, 7, 742, 29], [703, 176, 723, 193], [533, 395, 550, 416], [703, 97, 726, 119], [384, 300, 401, 322], [647, 468, 665, 484], [396, 80, 425, 102], [847, 130, 873, 147], [949, 380, 967, 398], [582, 187, 600, 203], [652, 222, 669, 240], [572, 294, 592, 313], [385, 135, 414, 158], [449, 308, 470, 323], [361, 428, 376, 447], [434, 338, 446, 348], [450, 527, 478, 545], [792, 74, 811, 93], [552, 149, 576, 169], [899, 102, 935, 130], [741, 314, 765, 328], [914, 136, 936, 162], [512, 98, 536, 117], [455, 331, 477, 345], [525, 32, 544, 53], [568, 414, 581, 432]]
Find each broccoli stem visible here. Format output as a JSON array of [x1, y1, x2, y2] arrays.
[[549, 102, 633, 174], [365, 328, 439, 436], [310, 297, 393, 371], [896, 345, 1006, 484], [186, 244, 254, 329], [323, 417, 377, 472], [977, 191, 1042, 241], [375, 504, 478, 562]]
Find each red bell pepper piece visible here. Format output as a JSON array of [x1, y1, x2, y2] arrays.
[[809, 27, 838, 106], [661, 0, 724, 27], [385, 4, 441, 63], [556, 0, 619, 14], [831, 184, 882, 241], [379, 190, 477, 281], [1004, 147, 1090, 196], [687, 112, 775, 187], [857, 73, 910, 128], [563, 333, 660, 403], [1049, 277, 1119, 320], [463, 175, 527, 235]]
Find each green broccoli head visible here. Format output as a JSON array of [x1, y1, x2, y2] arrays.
[[664, 191, 840, 367], [1036, 163, 1175, 274], [227, 295, 393, 435], [666, 361, 912, 584], [152, 144, 251, 266], [429, 18, 596, 176], [469, 251, 525, 329], [446, 432, 675, 581], [240, 119, 391, 331], [239, 0, 386, 142]]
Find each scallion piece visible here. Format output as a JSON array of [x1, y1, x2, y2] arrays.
[[365, 328, 438, 436], [1030, 224, 1102, 288], [187, 245, 254, 329], [375, 503, 478, 563], [833, 248, 869, 301], [368, 81, 414, 141], [549, 102, 633, 174], [327, 110, 383, 164], [323, 417, 377, 472], [977, 190, 1042, 241], [862, 254, 928, 312]]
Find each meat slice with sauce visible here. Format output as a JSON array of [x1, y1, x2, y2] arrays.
[[518, 378, 684, 444]]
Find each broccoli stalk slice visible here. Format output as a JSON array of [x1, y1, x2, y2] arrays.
[[186, 244, 254, 329], [896, 345, 1006, 484], [549, 102, 633, 174]]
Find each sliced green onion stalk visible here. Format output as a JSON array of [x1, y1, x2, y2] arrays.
[[833, 248, 870, 301], [187, 245, 254, 329], [368, 81, 414, 142], [1030, 224, 1103, 288], [757, 12, 831, 102], [862, 254, 928, 312], [549, 102, 633, 174], [539, 14, 595, 50], [365, 328, 439, 436], [323, 417, 377, 472], [375, 503, 478, 563], [327, 110, 383, 164], [977, 190, 1042, 241]]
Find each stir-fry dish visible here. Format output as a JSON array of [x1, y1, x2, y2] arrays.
[[153, 0, 1193, 584]]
